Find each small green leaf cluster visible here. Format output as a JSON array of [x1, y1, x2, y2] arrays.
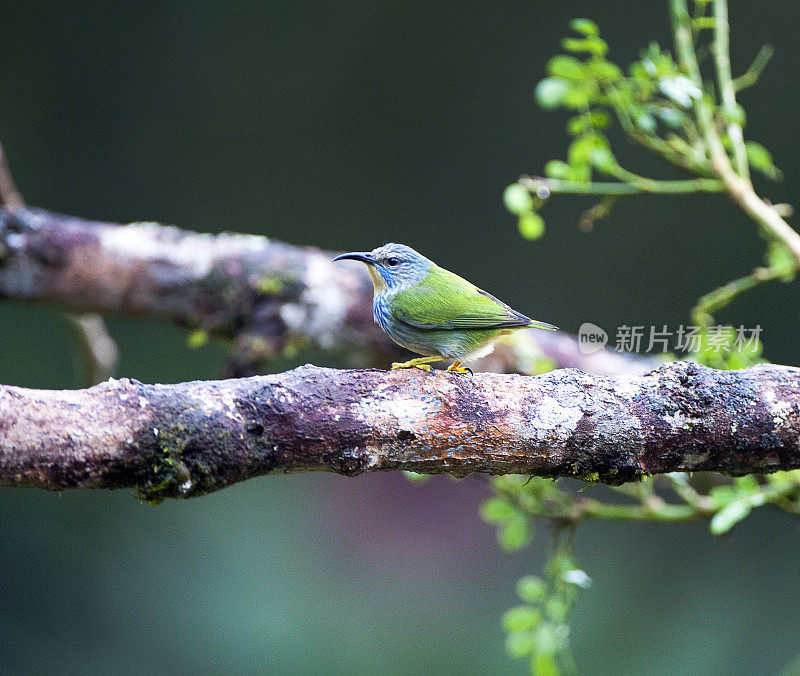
[[709, 475, 766, 534], [708, 471, 800, 534], [504, 17, 782, 237], [481, 475, 574, 550], [475, 466, 800, 674], [502, 548, 589, 676], [503, 183, 546, 241], [535, 22, 781, 182], [480, 489, 532, 551], [481, 476, 589, 674], [688, 325, 763, 370]]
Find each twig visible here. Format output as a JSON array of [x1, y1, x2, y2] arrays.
[[733, 44, 773, 92], [519, 176, 724, 196], [65, 313, 120, 385], [712, 0, 749, 180], [691, 264, 790, 326]]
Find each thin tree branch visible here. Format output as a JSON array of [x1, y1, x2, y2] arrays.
[[520, 176, 724, 196], [0, 142, 24, 210], [65, 313, 120, 385], [0, 361, 797, 502], [0, 206, 655, 376], [732, 44, 773, 92], [691, 264, 791, 326], [713, 0, 750, 180]]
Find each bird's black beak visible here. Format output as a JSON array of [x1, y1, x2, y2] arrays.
[[333, 252, 376, 265]]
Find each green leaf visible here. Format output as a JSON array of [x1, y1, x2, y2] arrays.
[[402, 471, 431, 483], [480, 497, 515, 523], [561, 37, 608, 57], [562, 85, 591, 109], [566, 112, 609, 136], [545, 597, 567, 623], [543, 160, 571, 180], [586, 59, 622, 82], [710, 499, 752, 534], [745, 141, 782, 180], [589, 110, 611, 128], [547, 55, 584, 80], [733, 475, 760, 494], [499, 513, 532, 550], [766, 240, 797, 281], [504, 184, 534, 215], [570, 18, 599, 36], [565, 163, 591, 182], [533, 623, 559, 655], [589, 146, 616, 172], [503, 605, 543, 632], [566, 115, 589, 137], [505, 632, 535, 658], [568, 132, 609, 171], [187, 329, 209, 349], [535, 78, 571, 109], [721, 102, 746, 126], [532, 652, 561, 676], [517, 576, 548, 603], [519, 213, 545, 240]]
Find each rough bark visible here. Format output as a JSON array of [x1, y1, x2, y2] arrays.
[[1, 361, 798, 502], [0, 206, 654, 376]]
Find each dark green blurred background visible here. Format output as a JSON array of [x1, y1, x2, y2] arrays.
[[1, 2, 799, 674]]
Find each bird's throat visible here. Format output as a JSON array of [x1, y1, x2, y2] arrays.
[[367, 265, 388, 295]]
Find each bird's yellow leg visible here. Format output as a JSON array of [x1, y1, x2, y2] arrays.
[[391, 356, 446, 372], [445, 360, 472, 374]]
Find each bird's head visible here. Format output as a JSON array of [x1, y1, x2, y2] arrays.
[[333, 243, 432, 293]]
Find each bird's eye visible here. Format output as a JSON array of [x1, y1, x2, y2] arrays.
[[386, 257, 400, 267]]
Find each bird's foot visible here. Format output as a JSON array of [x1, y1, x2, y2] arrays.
[[390, 357, 443, 372], [445, 361, 473, 374], [391, 362, 432, 373]]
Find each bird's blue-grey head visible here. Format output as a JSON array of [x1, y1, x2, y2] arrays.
[[333, 243, 433, 293]]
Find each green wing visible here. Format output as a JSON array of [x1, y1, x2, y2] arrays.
[[389, 265, 557, 331]]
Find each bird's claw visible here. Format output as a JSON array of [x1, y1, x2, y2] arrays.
[[445, 361, 473, 375]]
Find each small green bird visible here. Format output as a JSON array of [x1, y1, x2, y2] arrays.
[[334, 243, 557, 372]]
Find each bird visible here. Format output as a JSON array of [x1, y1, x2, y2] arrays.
[[333, 243, 557, 373]]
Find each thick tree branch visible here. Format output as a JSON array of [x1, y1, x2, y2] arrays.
[[1, 361, 798, 502], [0, 206, 654, 376]]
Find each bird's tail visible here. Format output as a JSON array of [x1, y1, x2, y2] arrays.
[[527, 320, 558, 331]]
